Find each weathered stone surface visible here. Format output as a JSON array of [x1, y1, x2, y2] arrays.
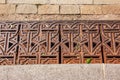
[[16, 4, 37, 14], [0, 14, 120, 21], [94, 0, 120, 4], [81, 14, 120, 20], [7, 0, 48, 4], [4, 0, 120, 16], [60, 5, 80, 14], [0, 0, 5, 3], [81, 5, 102, 14], [49, 0, 93, 4], [7, 0, 120, 4], [1, 64, 120, 80], [38, 5, 59, 14], [105, 64, 120, 80], [2, 64, 103, 80], [102, 5, 120, 14], [0, 66, 7, 80], [0, 4, 15, 14]]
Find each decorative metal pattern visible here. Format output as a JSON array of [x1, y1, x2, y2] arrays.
[[0, 21, 120, 65]]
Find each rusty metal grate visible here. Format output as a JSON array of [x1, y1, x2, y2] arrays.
[[0, 21, 120, 65]]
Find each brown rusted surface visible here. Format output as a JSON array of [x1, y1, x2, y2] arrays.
[[0, 21, 120, 65]]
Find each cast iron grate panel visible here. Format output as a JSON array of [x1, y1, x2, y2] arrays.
[[0, 21, 120, 65]]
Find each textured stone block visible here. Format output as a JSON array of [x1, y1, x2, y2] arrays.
[[94, 0, 120, 4], [105, 64, 120, 80], [102, 5, 120, 14], [7, 0, 48, 4], [81, 5, 102, 14], [60, 5, 80, 14], [6, 64, 103, 80], [81, 14, 120, 20], [1, 64, 120, 80], [0, 0, 5, 3], [0, 4, 15, 14], [16, 4, 37, 14], [38, 5, 59, 14], [49, 0, 93, 4], [0, 66, 7, 80]]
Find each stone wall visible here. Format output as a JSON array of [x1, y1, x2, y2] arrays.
[[0, 0, 120, 20], [0, 64, 120, 80]]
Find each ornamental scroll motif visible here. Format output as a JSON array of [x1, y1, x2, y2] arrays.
[[0, 21, 120, 65]]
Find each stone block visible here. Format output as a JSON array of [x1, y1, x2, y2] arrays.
[[81, 5, 102, 14], [38, 5, 59, 14], [0, 0, 5, 3], [60, 5, 80, 14], [0, 4, 15, 14], [102, 5, 120, 14], [49, 0, 93, 4], [94, 0, 120, 4], [16, 4, 37, 14], [7, 0, 48, 4]]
